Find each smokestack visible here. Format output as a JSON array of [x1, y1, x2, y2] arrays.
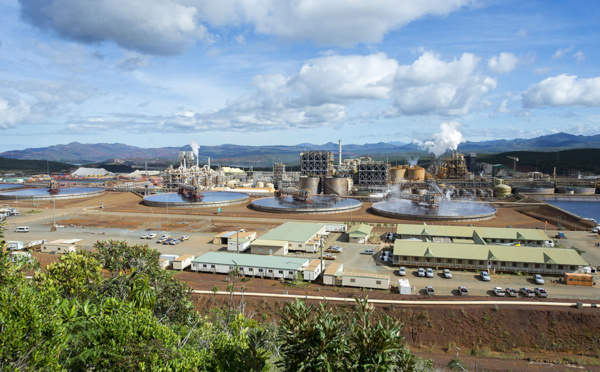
[[208, 157, 210, 169], [338, 139, 342, 166]]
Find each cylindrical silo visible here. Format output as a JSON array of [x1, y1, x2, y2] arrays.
[[324, 177, 350, 196], [493, 184, 512, 198], [390, 167, 406, 184], [256, 181, 265, 188], [299, 176, 320, 195]]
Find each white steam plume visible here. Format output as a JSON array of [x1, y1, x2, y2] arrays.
[[190, 141, 200, 160], [406, 157, 419, 166], [413, 121, 466, 156]]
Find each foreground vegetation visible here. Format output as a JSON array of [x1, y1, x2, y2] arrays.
[[0, 231, 429, 371]]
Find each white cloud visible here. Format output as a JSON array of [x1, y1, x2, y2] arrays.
[[19, 0, 472, 54], [552, 45, 574, 59], [391, 52, 496, 116], [573, 51, 585, 62], [487, 52, 519, 74], [497, 99, 510, 113], [0, 98, 31, 129], [522, 74, 600, 108], [19, 0, 207, 55]]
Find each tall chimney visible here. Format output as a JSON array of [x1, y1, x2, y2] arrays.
[[338, 139, 342, 166]]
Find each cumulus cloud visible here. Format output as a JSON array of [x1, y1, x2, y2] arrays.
[[390, 52, 496, 116], [0, 98, 31, 129], [19, 0, 207, 55], [488, 52, 519, 74], [497, 99, 510, 113], [19, 0, 472, 54], [522, 74, 600, 108]]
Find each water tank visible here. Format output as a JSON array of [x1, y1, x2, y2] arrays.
[[390, 167, 406, 184], [265, 183, 274, 189], [493, 184, 512, 198], [299, 176, 320, 195], [256, 181, 265, 188], [406, 166, 425, 181], [324, 177, 351, 196]]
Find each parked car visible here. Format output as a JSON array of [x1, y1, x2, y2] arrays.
[[426, 268, 434, 278], [480, 271, 491, 281], [398, 267, 407, 276], [444, 269, 452, 279], [326, 246, 342, 253], [163, 238, 173, 245], [159, 234, 170, 240], [418, 268, 425, 277], [506, 287, 518, 297], [493, 287, 506, 297], [458, 286, 468, 296], [323, 253, 336, 260], [425, 286, 435, 295], [534, 274, 544, 285], [361, 249, 374, 255], [179, 235, 189, 241], [534, 288, 548, 298], [140, 234, 149, 239], [520, 287, 535, 297], [147, 233, 156, 239], [169, 239, 180, 245]]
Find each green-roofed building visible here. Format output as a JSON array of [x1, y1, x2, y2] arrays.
[[191, 252, 311, 280], [347, 224, 373, 244], [396, 223, 552, 247], [255, 222, 327, 253], [393, 240, 587, 275]]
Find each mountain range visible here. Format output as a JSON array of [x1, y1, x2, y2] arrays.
[[1, 132, 599, 166]]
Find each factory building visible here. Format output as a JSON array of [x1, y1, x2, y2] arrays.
[[191, 252, 311, 280], [396, 224, 553, 247], [392, 240, 587, 275], [347, 224, 373, 244], [255, 222, 326, 253]]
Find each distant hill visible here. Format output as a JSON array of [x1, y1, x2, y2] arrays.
[[0, 157, 74, 174], [479, 149, 600, 175], [1, 132, 599, 165]]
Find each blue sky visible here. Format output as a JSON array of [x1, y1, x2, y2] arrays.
[[1, 0, 599, 151]]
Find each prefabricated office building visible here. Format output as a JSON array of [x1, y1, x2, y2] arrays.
[[191, 252, 313, 280]]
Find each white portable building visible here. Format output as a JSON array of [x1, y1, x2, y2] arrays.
[[398, 279, 412, 295], [173, 255, 195, 270], [303, 259, 323, 281]]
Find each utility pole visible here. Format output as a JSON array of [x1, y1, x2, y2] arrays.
[[236, 225, 239, 254]]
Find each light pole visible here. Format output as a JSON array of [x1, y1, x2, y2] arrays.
[[236, 225, 239, 254], [52, 198, 56, 227]]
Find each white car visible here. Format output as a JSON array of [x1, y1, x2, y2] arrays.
[[426, 268, 434, 278], [444, 269, 452, 279], [534, 287, 548, 298], [147, 233, 156, 239], [480, 271, 491, 281], [458, 286, 468, 296], [180, 235, 189, 241], [398, 267, 407, 276], [534, 274, 544, 285], [140, 234, 149, 239], [418, 268, 425, 277], [361, 249, 374, 255], [493, 287, 506, 297]]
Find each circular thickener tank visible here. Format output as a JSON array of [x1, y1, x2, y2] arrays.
[[573, 187, 596, 195], [556, 187, 574, 194], [256, 181, 265, 188], [513, 187, 555, 195], [390, 167, 406, 184], [299, 176, 320, 195], [493, 184, 512, 197], [324, 177, 350, 196]]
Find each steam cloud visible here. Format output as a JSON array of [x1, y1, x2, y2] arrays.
[[190, 141, 200, 160], [406, 157, 419, 166], [414, 121, 466, 156]]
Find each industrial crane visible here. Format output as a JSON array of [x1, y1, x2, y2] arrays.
[[506, 156, 519, 171]]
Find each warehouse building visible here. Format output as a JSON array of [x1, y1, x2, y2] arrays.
[[396, 223, 553, 247], [191, 252, 311, 280], [213, 230, 257, 245], [347, 224, 373, 244], [250, 240, 288, 256], [254, 222, 326, 253], [393, 240, 587, 275]]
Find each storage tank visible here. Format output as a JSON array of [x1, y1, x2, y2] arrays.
[[256, 181, 265, 188], [265, 182, 274, 189], [493, 183, 512, 198], [573, 187, 596, 195], [299, 176, 320, 195], [556, 187, 574, 194], [324, 177, 351, 196], [390, 167, 406, 184], [405, 166, 425, 181]]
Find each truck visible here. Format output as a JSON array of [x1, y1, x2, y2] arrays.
[[6, 241, 24, 251], [398, 279, 412, 295], [555, 232, 566, 239]]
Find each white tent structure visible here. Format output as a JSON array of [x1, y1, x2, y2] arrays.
[[71, 167, 114, 177]]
